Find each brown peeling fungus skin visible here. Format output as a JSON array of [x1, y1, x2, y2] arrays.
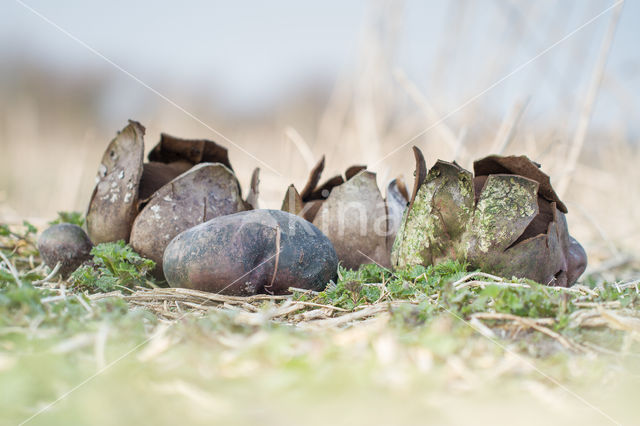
[[130, 163, 246, 278], [281, 185, 304, 216], [37, 224, 93, 278], [86, 120, 145, 244], [140, 134, 239, 204], [138, 162, 188, 201], [408, 146, 427, 214], [163, 210, 338, 296], [148, 133, 233, 171]]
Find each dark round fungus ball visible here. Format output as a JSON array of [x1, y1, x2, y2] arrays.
[[37, 224, 93, 277], [163, 209, 338, 296]]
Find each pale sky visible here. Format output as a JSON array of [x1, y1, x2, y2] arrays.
[[1, 0, 638, 132]]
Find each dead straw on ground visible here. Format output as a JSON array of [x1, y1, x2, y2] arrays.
[[33, 267, 627, 356]]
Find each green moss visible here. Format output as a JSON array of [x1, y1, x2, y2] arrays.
[[48, 211, 85, 227], [70, 241, 156, 292]]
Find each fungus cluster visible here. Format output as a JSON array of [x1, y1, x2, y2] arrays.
[[392, 147, 587, 287], [37, 121, 588, 295], [85, 121, 255, 277]]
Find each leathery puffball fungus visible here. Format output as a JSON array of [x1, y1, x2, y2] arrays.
[[392, 147, 587, 286], [281, 156, 408, 269], [163, 209, 338, 295]]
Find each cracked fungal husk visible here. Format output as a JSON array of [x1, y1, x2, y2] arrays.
[[86, 120, 145, 244], [163, 209, 338, 295], [392, 147, 587, 287], [130, 163, 246, 277], [86, 122, 257, 252], [280, 157, 408, 269]]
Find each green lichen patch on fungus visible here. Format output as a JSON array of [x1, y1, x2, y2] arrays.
[[392, 161, 475, 268], [391, 180, 437, 268], [390, 149, 586, 286], [466, 174, 539, 254]]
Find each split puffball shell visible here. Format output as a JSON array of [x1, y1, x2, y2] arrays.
[[392, 147, 587, 286], [130, 163, 246, 275], [86, 121, 145, 243], [313, 170, 390, 269]]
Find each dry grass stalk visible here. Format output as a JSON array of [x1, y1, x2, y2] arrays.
[[32, 261, 61, 285], [557, 1, 624, 197], [491, 97, 530, 154], [0, 250, 22, 287], [471, 312, 586, 353], [285, 126, 316, 171], [394, 69, 463, 158]]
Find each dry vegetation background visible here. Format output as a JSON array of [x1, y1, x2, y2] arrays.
[[0, 0, 638, 277]]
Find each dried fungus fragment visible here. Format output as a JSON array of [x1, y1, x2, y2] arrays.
[[408, 146, 427, 213], [86, 120, 145, 244], [86, 121, 257, 259], [466, 174, 539, 255], [474, 155, 567, 212], [138, 162, 188, 201], [281, 184, 304, 216], [300, 156, 326, 201], [392, 159, 475, 268]]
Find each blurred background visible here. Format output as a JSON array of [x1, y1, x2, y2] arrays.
[[1, 0, 638, 273]]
